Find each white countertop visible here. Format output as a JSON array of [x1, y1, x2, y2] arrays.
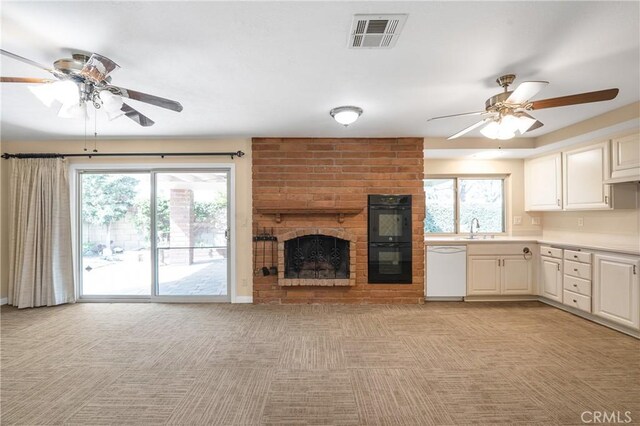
[[424, 236, 640, 256]]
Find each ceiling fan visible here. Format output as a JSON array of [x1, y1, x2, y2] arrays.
[[0, 49, 183, 127], [428, 74, 619, 140]]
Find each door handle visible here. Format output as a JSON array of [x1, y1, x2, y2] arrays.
[[557, 199, 560, 206]]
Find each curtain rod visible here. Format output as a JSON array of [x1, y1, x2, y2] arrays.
[[1, 151, 245, 160]]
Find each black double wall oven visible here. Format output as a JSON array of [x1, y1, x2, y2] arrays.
[[368, 195, 412, 284]]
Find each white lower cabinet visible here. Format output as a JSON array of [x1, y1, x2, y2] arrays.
[[467, 256, 501, 295], [502, 256, 533, 294], [593, 253, 640, 330], [467, 255, 532, 296], [540, 256, 563, 302]]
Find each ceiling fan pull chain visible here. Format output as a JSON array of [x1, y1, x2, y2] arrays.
[[83, 113, 88, 152], [93, 112, 98, 153]]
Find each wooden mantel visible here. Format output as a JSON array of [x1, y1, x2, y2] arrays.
[[256, 207, 363, 223]]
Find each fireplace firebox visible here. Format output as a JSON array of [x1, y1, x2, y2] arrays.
[[284, 234, 349, 279]]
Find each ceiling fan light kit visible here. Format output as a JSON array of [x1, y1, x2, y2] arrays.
[[429, 74, 619, 141], [330, 106, 363, 126], [1, 49, 183, 127]]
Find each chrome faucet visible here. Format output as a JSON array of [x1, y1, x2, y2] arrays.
[[469, 218, 480, 239]]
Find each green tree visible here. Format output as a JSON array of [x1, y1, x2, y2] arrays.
[[82, 174, 138, 249], [133, 198, 170, 244]]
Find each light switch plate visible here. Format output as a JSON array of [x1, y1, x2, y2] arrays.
[[531, 217, 541, 225], [577, 217, 584, 227], [513, 216, 522, 225]]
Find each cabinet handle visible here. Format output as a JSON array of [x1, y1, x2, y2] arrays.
[[574, 255, 578, 259], [557, 199, 561, 206], [547, 251, 552, 255], [557, 264, 560, 271], [634, 265, 637, 275], [574, 268, 578, 272], [573, 284, 577, 287], [573, 299, 577, 303], [605, 195, 609, 204]]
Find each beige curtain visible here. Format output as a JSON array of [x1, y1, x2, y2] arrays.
[[8, 158, 75, 308]]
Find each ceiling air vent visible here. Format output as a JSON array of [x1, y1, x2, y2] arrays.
[[349, 14, 408, 49]]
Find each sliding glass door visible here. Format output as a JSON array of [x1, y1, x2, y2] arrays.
[[78, 168, 230, 301], [80, 172, 152, 297], [155, 171, 229, 297]]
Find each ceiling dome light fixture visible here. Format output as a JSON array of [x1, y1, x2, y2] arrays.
[[330, 106, 363, 126]]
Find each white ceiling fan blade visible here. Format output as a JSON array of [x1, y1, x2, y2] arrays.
[[518, 112, 544, 132], [447, 119, 488, 140], [428, 111, 487, 121], [507, 81, 549, 104], [0, 49, 54, 74]]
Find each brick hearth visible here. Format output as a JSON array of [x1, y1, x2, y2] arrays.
[[252, 137, 425, 304]]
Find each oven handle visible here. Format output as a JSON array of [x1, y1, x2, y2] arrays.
[[369, 206, 411, 210], [369, 243, 406, 248]]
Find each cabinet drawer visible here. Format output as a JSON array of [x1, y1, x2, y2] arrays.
[[563, 290, 592, 313], [564, 249, 592, 264], [540, 246, 562, 259], [564, 275, 592, 297], [564, 260, 592, 280]]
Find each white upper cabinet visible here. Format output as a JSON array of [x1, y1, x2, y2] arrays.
[[563, 141, 611, 210], [525, 134, 638, 212], [609, 131, 640, 182], [525, 153, 562, 211]]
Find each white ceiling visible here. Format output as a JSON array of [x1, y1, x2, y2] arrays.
[[1, 1, 638, 141]]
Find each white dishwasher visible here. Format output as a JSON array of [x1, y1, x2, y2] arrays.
[[426, 245, 467, 300]]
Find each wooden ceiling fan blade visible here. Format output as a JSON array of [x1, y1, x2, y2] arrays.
[[0, 49, 54, 74], [106, 85, 183, 112], [531, 88, 619, 110], [428, 111, 486, 121], [447, 119, 488, 140], [1, 77, 55, 83], [79, 53, 120, 83], [506, 81, 549, 104], [120, 102, 155, 127]]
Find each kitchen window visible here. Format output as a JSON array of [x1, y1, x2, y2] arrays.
[[424, 177, 505, 234]]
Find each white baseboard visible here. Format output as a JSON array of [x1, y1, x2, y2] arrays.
[[234, 296, 253, 304], [0, 298, 7, 306]]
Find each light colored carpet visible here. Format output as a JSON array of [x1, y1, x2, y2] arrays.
[[1, 302, 638, 425]]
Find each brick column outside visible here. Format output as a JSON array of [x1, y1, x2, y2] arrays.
[[169, 188, 194, 265]]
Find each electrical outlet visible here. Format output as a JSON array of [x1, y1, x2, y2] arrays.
[[531, 217, 541, 226], [577, 217, 584, 227], [513, 216, 522, 225]]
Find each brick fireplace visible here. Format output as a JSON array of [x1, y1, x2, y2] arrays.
[[252, 138, 425, 304]]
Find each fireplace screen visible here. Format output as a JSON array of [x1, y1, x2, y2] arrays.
[[285, 234, 349, 279]]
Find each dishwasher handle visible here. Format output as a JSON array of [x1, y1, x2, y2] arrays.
[[428, 246, 467, 254]]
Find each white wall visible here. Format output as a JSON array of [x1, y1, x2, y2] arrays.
[[542, 209, 639, 250], [0, 139, 6, 303], [0, 139, 253, 300]]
